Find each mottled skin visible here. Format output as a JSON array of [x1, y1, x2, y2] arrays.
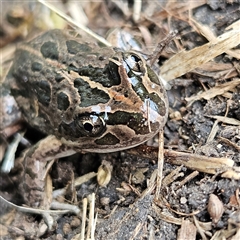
[[6, 29, 168, 207]]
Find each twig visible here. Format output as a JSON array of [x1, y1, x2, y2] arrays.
[[37, 0, 111, 46]]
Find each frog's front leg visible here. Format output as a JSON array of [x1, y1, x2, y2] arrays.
[[19, 135, 76, 208]]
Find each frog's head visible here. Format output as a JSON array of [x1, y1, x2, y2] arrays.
[[59, 50, 168, 152]]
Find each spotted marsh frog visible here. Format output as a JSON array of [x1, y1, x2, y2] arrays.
[[3, 29, 168, 207]]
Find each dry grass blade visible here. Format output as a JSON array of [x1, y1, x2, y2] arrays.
[[207, 115, 240, 126], [164, 150, 237, 178], [155, 130, 164, 199], [185, 78, 240, 104], [126, 146, 240, 179], [81, 198, 88, 240], [52, 172, 97, 201], [80, 193, 97, 240], [206, 120, 219, 143], [177, 219, 197, 240], [174, 171, 199, 191], [219, 137, 240, 151], [0, 195, 72, 229], [1, 133, 22, 172], [152, 203, 182, 225], [191, 18, 240, 59], [162, 165, 183, 188], [133, 0, 142, 22], [37, 0, 111, 46], [160, 20, 240, 81], [0, 196, 70, 215]]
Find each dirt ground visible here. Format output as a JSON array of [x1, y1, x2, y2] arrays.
[[0, 1, 240, 239]]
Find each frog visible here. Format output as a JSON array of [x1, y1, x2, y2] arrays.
[[2, 29, 168, 210]]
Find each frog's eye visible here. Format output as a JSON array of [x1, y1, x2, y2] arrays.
[[123, 53, 145, 75], [76, 114, 106, 137]]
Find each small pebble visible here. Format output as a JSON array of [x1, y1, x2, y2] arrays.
[[180, 197, 187, 204], [63, 223, 72, 235], [15, 237, 25, 240], [55, 233, 64, 240], [70, 216, 81, 228], [100, 197, 110, 206]]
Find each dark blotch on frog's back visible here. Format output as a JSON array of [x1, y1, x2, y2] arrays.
[[126, 69, 166, 117], [66, 40, 92, 54], [55, 73, 65, 82], [76, 61, 121, 87], [34, 80, 51, 107], [103, 111, 159, 135], [31, 62, 43, 72], [146, 66, 161, 85], [57, 92, 70, 111], [40, 41, 59, 60], [95, 133, 120, 145], [74, 78, 110, 107], [148, 93, 166, 117]]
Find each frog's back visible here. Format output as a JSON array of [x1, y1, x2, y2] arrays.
[[9, 29, 116, 134], [9, 29, 168, 152]]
